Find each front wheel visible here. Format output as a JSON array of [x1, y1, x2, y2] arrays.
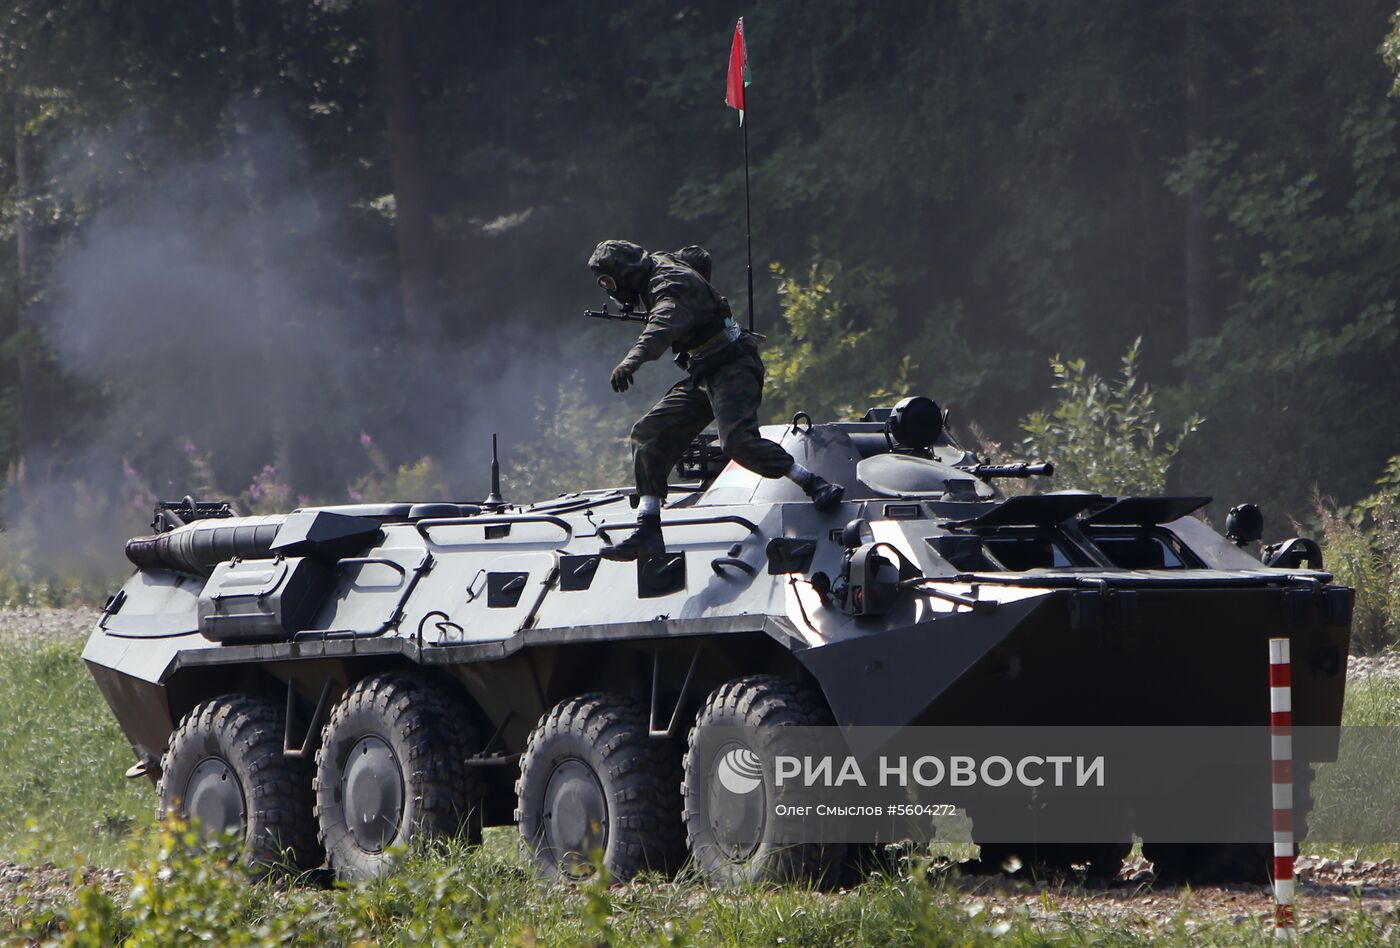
[[158, 693, 320, 875], [683, 675, 845, 887], [515, 694, 684, 881], [314, 672, 484, 881]]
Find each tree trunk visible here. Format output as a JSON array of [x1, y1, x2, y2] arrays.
[[13, 91, 35, 463], [371, 0, 440, 342], [1183, 0, 1212, 365], [230, 0, 295, 489]]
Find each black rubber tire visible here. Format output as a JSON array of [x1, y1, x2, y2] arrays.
[[841, 842, 904, 886], [969, 798, 1131, 882], [968, 840, 1130, 882], [314, 672, 484, 881], [1027, 842, 1130, 881], [515, 694, 684, 882], [157, 694, 320, 875], [683, 675, 846, 888], [1146, 765, 1312, 886], [1144, 842, 1280, 885]]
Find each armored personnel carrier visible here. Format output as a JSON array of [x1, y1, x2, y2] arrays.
[[84, 397, 1353, 884]]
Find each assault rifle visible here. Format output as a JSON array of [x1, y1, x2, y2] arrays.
[[583, 301, 648, 325], [967, 461, 1055, 479]]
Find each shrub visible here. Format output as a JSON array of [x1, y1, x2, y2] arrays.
[[29, 822, 315, 946], [347, 431, 449, 504], [1020, 338, 1202, 496], [1315, 459, 1400, 654]]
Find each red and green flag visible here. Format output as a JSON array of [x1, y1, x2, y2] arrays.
[[725, 17, 750, 125]]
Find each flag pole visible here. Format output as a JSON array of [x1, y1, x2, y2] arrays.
[[726, 16, 754, 332], [742, 108, 754, 333]]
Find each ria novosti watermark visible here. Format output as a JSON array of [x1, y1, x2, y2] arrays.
[[771, 754, 1105, 790], [702, 726, 1400, 845]]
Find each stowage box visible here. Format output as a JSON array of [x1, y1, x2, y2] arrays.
[[197, 555, 334, 642]]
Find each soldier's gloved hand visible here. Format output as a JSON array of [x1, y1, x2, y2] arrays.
[[610, 363, 635, 393]]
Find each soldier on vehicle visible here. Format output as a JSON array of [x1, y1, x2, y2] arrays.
[[588, 238, 844, 561]]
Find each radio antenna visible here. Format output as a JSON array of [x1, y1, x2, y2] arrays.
[[483, 433, 505, 510]]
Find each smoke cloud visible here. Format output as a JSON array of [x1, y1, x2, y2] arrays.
[[4, 107, 659, 590]]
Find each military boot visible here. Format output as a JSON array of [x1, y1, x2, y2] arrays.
[[600, 514, 666, 562], [804, 475, 846, 512]]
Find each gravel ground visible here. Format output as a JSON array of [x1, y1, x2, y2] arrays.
[[1346, 651, 1400, 681], [4, 855, 1395, 937], [937, 855, 1400, 935], [0, 608, 98, 648], [0, 860, 124, 929]]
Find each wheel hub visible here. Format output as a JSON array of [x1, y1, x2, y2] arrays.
[[542, 758, 607, 877], [342, 735, 404, 853], [184, 756, 246, 838], [707, 740, 766, 862]]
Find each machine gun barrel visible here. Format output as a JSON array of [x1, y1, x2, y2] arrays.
[[970, 461, 1055, 479], [583, 303, 648, 324]]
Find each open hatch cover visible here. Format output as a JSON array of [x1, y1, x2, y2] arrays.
[[1082, 496, 1211, 526], [953, 492, 1101, 528]]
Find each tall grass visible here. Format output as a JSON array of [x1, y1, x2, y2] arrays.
[[0, 642, 154, 865], [16, 826, 1398, 946]]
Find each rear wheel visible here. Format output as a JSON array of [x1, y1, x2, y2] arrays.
[[515, 694, 684, 881], [1145, 765, 1311, 886], [970, 803, 1130, 882], [683, 675, 846, 887], [1144, 842, 1277, 885], [158, 694, 320, 875], [1005, 842, 1130, 881], [314, 672, 484, 881]]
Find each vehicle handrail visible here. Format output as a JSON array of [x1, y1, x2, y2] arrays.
[[897, 575, 996, 613], [595, 515, 759, 544], [414, 515, 574, 543]]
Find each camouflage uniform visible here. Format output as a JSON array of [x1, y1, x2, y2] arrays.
[[589, 240, 794, 498]]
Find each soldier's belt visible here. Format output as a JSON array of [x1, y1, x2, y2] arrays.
[[687, 325, 736, 360]]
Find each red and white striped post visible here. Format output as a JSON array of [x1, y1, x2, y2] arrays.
[[1269, 637, 1295, 937]]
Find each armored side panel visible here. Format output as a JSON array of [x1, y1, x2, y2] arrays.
[[82, 402, 1354, 866]]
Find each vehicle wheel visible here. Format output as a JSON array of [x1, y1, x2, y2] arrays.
[[314, 672, 484, 881], [970, 801, 1130, 882], [1146, 766, 1311, 886], [515, 694, 684, 882], [1145, 841, 1282, 885], [840, 841, 905, 886], [1027, 842, 1130, 881], [158, 694, 320, 875], [683, 675, 846, 887]]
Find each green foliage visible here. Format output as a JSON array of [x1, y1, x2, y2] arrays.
[[1020, 339, 1203, 496], [0, 0, 1398, 579], [349, 433, 449, 504], [1384, 8, 1400, 98], [764, 257, 991, 424], [508, 371, 634, 502], [0, 636, 1397, 944], [41, 822, 309, 946], [0, 641, 153, 866], [1164, 100, 1400, 519], [1315, 456, 1400, 654], [764, 257, 905, 421], [17, 826, 1400, 945]]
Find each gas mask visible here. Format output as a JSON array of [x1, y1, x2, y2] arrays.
[[597, 273, 640, 309]]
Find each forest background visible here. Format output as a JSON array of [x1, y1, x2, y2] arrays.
[[6, 1, 1400, 642]]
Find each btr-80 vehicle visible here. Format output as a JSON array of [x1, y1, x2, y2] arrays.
[[85, 397, 1353, 885]]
